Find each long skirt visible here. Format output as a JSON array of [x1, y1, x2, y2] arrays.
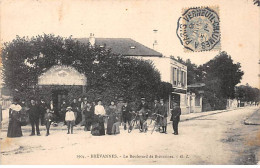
[[91, 116, 105, 136], [7, 119, 23, 138], [84, 118, 92, 131], [107, 115, 116, 135], [112, 122, 120, 134]]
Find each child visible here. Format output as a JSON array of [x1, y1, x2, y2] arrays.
[[65, 106, 75, 134], [45, 108, 54, 136]]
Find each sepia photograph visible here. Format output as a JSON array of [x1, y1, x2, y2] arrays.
[[0, 0, 259, 165]]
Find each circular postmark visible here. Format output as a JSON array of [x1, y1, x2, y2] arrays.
[[177, 7, 221, 52]]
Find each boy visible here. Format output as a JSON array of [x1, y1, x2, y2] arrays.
[[65, 107, 75, 134]]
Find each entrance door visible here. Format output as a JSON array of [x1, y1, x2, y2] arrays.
[[52, 90, 68, 116]]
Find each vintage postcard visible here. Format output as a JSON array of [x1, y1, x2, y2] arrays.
[[0, 0, 259, 165]]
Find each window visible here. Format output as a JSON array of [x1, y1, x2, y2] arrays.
[[181, 71, 184, 87], [177, 69, 179, 85], [174, 68, 177, 86], [171, 67, 174, 84], [184, 71, 186, 87]]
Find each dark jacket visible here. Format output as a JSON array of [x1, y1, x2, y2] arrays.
[[71, 102, 78, 112], [122, 105, 131, 116], [138, 102, 149, 120], [170, 107, 181, 121], [158, 103, 168, 117], [138, 102, 149, 111], [85, 105, 94, 120], [39, 102, 48, 115], [28, 104, 40, 120], [122, 105, 132, 120], [153, 103, 160, 114]]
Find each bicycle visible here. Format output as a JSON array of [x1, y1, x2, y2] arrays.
[[128, 111, 142, 133], [150, 113, 163, 134]]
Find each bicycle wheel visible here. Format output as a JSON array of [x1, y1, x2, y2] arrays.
[[151, 122, 157, 134], [149, 117, 153, 125], [138, 120, 142, 132], [128, 119, 135, 133]]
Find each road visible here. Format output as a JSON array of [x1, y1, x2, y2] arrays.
[[1, 107, 259, 165]]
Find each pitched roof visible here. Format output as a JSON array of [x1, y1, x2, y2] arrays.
[[75, 38, 162, 57]]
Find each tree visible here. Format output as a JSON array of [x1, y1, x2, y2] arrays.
[[1, 34, 172, 104], [200, 51, 244, 98], [236, 84, 260, 103], [199, 51, 244, 110]]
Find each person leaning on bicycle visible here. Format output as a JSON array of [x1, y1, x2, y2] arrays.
[[137, 97, 149, 132], [152, 99, 161, 132]]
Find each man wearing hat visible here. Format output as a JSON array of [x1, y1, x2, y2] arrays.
[[122, 101, 132, 130], [158, 99, 168, 134], [65, 106, 75, 134], [80, 97, 88, 126], [116, 97, 124, 125], [28, 99, 41, 136], [137, 98, 149, 132], [170, 102, 181, 135]]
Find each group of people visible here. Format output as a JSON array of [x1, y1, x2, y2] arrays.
[[7, 97, 182, 138]]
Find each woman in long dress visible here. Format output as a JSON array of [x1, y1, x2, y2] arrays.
[[91, 100, 106, 136], [7, 99, 23, 138], [106, 101, 117, 135]]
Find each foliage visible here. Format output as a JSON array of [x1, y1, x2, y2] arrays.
[[235, 84, 260, 103], [172, 51, 244, 110], [1, 34, 172, 105], [199, 52, 244, 110]]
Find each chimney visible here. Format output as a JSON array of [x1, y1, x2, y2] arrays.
[[153, 29, 158, 51], [89, 33, 95, 47]]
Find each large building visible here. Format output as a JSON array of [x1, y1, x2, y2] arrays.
[[76, 34, 199, 114]]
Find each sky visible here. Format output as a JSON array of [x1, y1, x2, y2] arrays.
[[1, 0, 259, 88]]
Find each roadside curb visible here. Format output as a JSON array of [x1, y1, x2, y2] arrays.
[[167, 107, 251, 124], [243, 109, 260, 125]]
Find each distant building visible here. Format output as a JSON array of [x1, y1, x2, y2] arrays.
[[187, 83, 205, 113]]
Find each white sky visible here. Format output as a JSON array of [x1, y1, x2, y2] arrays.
[[1, 0, 259, 88]]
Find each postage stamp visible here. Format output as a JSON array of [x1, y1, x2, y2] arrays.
[[177, 6, 221, 52]]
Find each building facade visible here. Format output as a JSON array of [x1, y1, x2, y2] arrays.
[[76, 34, 196, 114]]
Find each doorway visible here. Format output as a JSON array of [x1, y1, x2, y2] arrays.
[[52, 89, 68, 115]]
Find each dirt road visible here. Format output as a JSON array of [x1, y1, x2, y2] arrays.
[[1, 107, 259, 165]]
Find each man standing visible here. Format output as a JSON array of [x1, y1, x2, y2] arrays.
[[122, 101, 132, 130], [71, 98, 78, 125], [170, 102, 181, 135], [28, 99, 41, 136], [116, 98, 124, 125], [137, 98, 149, 132], [39, 99, 47, 126], [158, 99, 168, 134], [152, 99, 160, 130], [60, 100, 67, 125], [81, 97, 88, 126]]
